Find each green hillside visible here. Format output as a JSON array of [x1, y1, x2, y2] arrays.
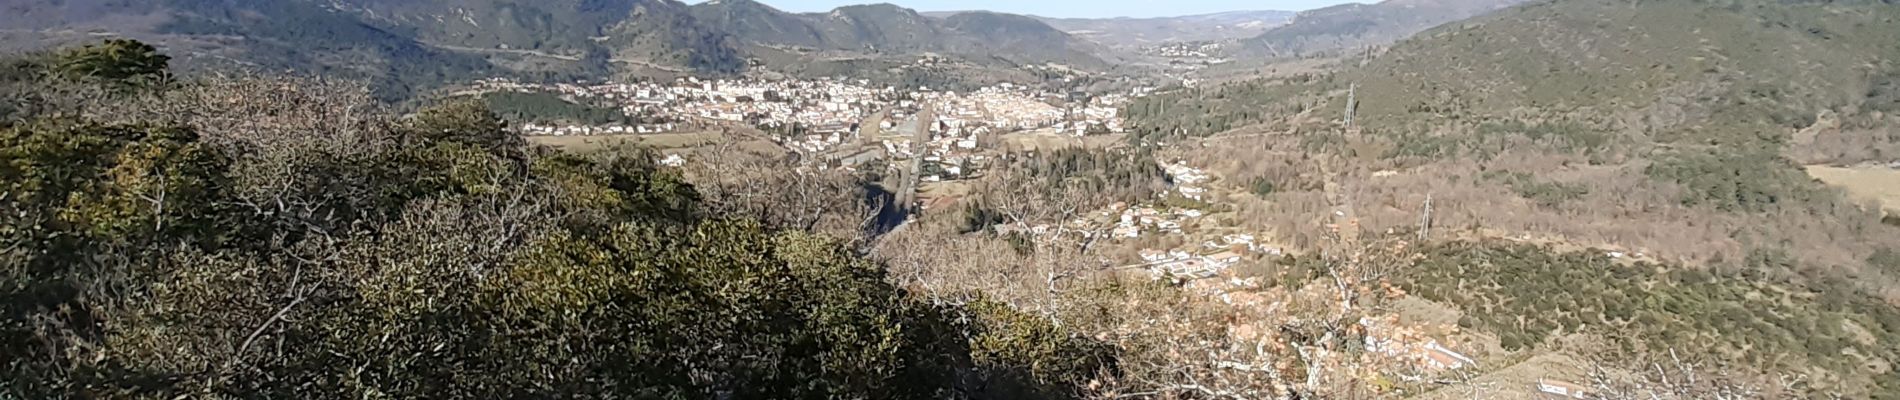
[[1238, 0, 1529, 58], [481, 91, 633, 125], [1127, 1, 1900, 396], [327, 0, 744, 73], [1029, 10, 1297, 49], [326, 0, 630, 54], [1133, 0, 1900, 145], [688, 0, 829, 49], [0, 47, 1112, 399], [1401, 242, 1900, 397], [939, 12, 1109, 68], [0, 0, 1104, 97], [1350, 0, 1900, 131], [0, 0, 498, 100], [689, 0, 1108, 68]]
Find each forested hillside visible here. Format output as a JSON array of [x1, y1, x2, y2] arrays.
[[0, 41, 1114, 398], [689, 0, 1108, 68], [1121, 0, 1900, 396], [0, 0, 499, 100], [1029, 11, 1297, 49], [8, 0, 1900, 397], [1236, 0, 1528, 58], [1133, 0, 1900, 146], [0, 0, 1108, 100]]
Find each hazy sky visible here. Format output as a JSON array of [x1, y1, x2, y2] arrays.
[[687, 0, 1361, 19]]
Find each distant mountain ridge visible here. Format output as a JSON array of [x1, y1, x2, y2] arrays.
[[0, 0, 1106, 97], [325, 0, 743, 72], [0, 0, 501, 99], [1237, 0, 1528, 58], [926, 10, 1298, 49], [690, 0, 1107, 68]]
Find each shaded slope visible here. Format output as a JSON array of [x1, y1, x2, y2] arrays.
[[689, 1, 1107, 68], [0, 0, 495, 99], [939, 11, 1108, 67], [328, 0, 743, 73], [687, 0, 826, 48]]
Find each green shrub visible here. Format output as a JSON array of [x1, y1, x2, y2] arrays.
[[1398, 241, 1900, 397], [0, 66, 1116, 398], [1248, 177, 1277, 196]]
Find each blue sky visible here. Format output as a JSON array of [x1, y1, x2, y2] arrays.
[[687, 0, 1361, 18]]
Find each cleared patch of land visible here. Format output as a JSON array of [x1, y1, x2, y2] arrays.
[[1805, 165, 1900, 214], [916, 180, 975, 211]]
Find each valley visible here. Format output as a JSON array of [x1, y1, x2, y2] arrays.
[[3, 0, 1899, 399]]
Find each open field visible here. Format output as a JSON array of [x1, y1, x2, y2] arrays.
[[916, 180, 975, 211], [1806, 165, 1900, 214], [918, 181, 975, 197]]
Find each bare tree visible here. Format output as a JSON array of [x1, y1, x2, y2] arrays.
[[685, 142, 885, 244], [979, 168, 1116, 324], [1587, 349, 1823, 400]]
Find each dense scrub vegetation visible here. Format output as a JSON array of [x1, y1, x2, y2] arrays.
[[1011, 147, 1171, 203], [156, 0, 498, 100], [482, 91, 635, 126], [1644, 149, 1830, 213], [1147, 0, 1900, 273], [1122, 76, 1329, 142], [958, 147, 1172, 234], [1131, 3, 1900, 396], [0, 41, 1112, 399], [1480, 171, 1589, 208], [1397, 242, 1900, 398]]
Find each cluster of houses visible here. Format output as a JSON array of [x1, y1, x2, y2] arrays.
[[1165, 161, 1213, 201], [516, 122, 680, 136], [1142, 41, 1230, 59], [1108, 202, 1205, 239], [933, 85, 1068, 131], [1139, 232, 1277, 281], [1140, 248, 1246, 280], [471, 76, 891, 143], [867, 115, 992, 182], [1360, 316, 1478, 375], [784, 128, 859, 154], [476, 77, 1140, 164]]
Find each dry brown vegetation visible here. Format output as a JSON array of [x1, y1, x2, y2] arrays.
[[874, 207, 1439, 399], [526, 131, 721, 151], [682, 142, 889, 244], [1182, 129, 1900, 299]]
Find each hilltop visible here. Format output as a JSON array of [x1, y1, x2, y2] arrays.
[[1024, 10, 1299, 49], [690, 0, 1107, 68], [0, 0, 500, 99], [1236, 0, 1529, 58], [328, 0, 743, 73], [0, 0, 1107, 97]]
